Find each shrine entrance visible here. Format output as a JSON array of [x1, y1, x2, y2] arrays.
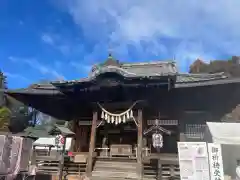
[[95, 121, 138, 158], [93, 101, 140, 159]]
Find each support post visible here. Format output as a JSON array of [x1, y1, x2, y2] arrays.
[[137, 109, 143, 179], [30, 146, 36, 180], [157, 159, 162, 180], [86, 111, 98, 177], [58, 136, 66, 180]]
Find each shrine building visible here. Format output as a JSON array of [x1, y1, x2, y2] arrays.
[[4, 55, 240, 179]]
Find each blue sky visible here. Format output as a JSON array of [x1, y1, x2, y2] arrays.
[[0, 0, 239, 88]]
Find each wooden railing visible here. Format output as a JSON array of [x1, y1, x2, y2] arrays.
[[36, 159, 86, 176]]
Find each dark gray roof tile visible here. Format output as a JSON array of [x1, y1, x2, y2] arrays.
[[176, 72, 227, 83], [54, 125, 74, 136], [121, 61, 177, 76]]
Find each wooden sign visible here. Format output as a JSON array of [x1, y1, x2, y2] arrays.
[[178, 142, 210, 180], [208, 143, 224, 180], [78, 120, 104, 126], [147, 119, 178, 126]]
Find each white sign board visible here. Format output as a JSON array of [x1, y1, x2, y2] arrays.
[[208, 143, 224, 180], [178, 142, 210, 180]]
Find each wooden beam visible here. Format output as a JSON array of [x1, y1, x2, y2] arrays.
[[137, 109, 143, 179], [90, 100, 147, 110], [86, 111, 98, 177]]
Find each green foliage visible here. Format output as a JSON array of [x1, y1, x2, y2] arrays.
[[0, 71, 33, 132], [0, 106, 11, 129], [0, 71, 7, 89]]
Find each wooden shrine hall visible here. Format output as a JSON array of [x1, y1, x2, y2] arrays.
[[4, 55, 240, 179]]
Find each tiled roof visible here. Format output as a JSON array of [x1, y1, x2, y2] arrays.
[[2, 72, 235, 94], [92, 61, 178, 77], [2, 87, 62, 95], [2, 60, 240, 93], [54, 125, 74, 136], [176, 72, 227, 83], [52, 61, 178, 85]]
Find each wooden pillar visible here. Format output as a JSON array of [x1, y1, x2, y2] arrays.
[[86, 111, 98, 177], [58, 136, 67, 180], [157, 158, 162, 180], [179, 115, 186, 141], [137, 109, 143, 179], [30, 145, 36, 180]]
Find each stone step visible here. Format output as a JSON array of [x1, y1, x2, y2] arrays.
[[94, 161, 137, 166], [90, 177, 155, 180], [94, 166, 137, 172], [92, 160, 180, 180], [92, 171, 138, 179], [94, 161, 138, 170]]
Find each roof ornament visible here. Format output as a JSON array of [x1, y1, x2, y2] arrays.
[[102, 49, 121, 67], [108, 48, 113, 59]]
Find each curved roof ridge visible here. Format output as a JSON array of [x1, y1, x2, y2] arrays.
[[91, 65, 137, 77], [122, 60, 175, 67]]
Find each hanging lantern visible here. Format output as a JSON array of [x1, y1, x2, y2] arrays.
[[152, 133, 163, 149]]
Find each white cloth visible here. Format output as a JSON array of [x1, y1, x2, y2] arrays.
[[236, 166, 240, 180], [207, 122, 240, 144], [33, 137, 72, 150]]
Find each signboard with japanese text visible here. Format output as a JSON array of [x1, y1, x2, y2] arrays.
[[208, 143, 224, 180], [178, 142, 210, 180]]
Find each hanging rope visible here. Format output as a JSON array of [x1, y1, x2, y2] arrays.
[[97, 101, 140, 126]]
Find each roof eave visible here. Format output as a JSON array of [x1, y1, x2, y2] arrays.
[[175, 78, 240, 88], [4, 88, 63, 95]]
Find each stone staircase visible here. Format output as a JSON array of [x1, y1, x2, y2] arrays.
[[91, 159, 139, 179], [144, 161, 180, 180], [90, 158, 180, 180]]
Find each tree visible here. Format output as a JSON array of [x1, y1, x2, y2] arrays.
[[0, 106, 11, 130], [0, 71, 7, 107], [1, 77, 58, 132], [0, 71, 7, 89], [0, 71, 35, 132], [189, 56, 240, 122], [0, 71, 10, 130], [189, 56, 240, 77], [8, 106, 36, 133]]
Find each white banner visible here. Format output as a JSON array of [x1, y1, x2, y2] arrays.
[[178, 142, 210, 180], [207, 143, 224, 180]]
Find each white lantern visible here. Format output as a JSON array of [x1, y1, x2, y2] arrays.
[[152, 133, 163, 149]]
